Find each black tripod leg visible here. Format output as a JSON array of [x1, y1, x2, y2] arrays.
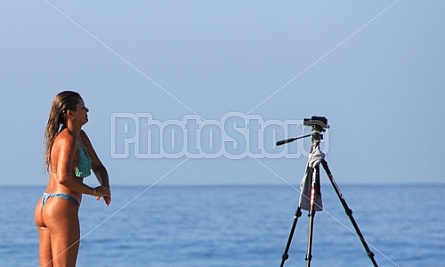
[[280, 207, 302, 267], [305, 165, 319, 267], [305, 209, 315, 267], [321, 159, 379, 267]]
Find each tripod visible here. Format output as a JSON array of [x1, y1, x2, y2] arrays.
[[277, 117, 378, 267]]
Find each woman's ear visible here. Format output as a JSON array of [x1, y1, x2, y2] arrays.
[[66, 109, 75, 120]]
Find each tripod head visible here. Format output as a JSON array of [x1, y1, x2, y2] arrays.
[[305, 116, 329, 141], [304, 116, 329, 132], [276, 116, 329, 146]]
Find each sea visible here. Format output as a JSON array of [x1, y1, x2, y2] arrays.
[[1, 184, 444, 267]]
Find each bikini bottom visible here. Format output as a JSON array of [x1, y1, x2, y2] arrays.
[[42, 192, 79, 207]]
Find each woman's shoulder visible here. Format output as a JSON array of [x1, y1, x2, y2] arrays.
[[55, 129, 76, 147]]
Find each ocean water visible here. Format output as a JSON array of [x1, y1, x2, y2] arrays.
[[1, 184, 444, 267]]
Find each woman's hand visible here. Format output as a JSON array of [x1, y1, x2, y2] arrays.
[[94, 185, 111, 206]]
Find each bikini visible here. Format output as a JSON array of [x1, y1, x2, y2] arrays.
[[42, 143, 92, 207]]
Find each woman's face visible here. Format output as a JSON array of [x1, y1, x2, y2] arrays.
[[72, 98, 89, 125]]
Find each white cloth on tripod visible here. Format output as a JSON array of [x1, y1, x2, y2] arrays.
[[298, 145, 325, 211], [308, 145, 325, 168]]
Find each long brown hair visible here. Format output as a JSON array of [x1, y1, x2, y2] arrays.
[[44, 91, 81, 171]]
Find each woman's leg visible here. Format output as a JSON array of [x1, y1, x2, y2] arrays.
[[35, 197, 53, 267], [42, 196, 80, 267]]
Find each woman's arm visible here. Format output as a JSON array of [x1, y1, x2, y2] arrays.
[[81, 130, 111, 205]]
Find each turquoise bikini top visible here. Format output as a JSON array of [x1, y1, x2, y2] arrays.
[[75, 144, 92, 178], [50, 143, 92, 178]]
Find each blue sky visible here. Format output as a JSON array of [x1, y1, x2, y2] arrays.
[[1, 1, 444, 186]]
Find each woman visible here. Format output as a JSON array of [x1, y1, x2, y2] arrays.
[[34, 91, 111, 267]]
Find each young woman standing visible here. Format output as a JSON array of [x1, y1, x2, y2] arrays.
[[34, 91, 111, 266]]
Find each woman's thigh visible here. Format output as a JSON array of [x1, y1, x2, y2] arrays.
[[35, 197, 53, 266], [42, 197, 80, 267]]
